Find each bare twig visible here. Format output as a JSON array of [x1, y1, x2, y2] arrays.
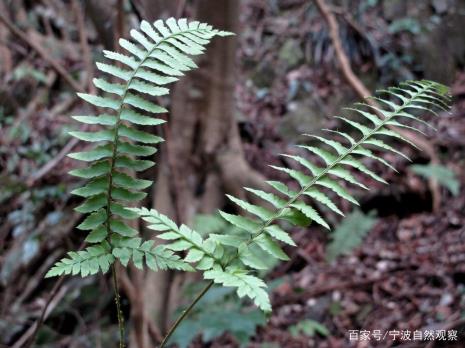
[[115, 0, 125, 53], [26, 134, 86, 186], [13, 250, 63, 308], [0, 12, 83, 92], [0, 2, 12, 75], [0, 8, 90, 187], [25, 0, 101, 186], [72, 0, 95, 94], [18, 276, 66, 348], [275, 273, 393, 307], [18, 237, 85, 348], [313, 0, 442, 211]]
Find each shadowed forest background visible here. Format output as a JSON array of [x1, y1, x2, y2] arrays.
[[0, 0, 464, 347]]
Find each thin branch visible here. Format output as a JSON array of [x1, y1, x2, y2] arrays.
[[313, 0, 442, 211], [26, 0, 105, 186], [115, 0, 125, 53], [72, 0, 95, 93], [0, 1, 12, 75], [20, 276, 65, 348], [20, 240, 85, 348], [159, 281, 214, 348], [0, 9, 91, 187], [27, 135, 84, 186], [0, 12, 83, 92]]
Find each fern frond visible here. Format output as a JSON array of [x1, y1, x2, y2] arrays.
[[184, 79, 450, 310], [47, 19, 232, 277], [125, 73, 450, 311]]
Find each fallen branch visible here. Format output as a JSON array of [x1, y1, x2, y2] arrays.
[[313, 0, 442, 211], [274, 268, 444, 306], [72, 0, 95, 94], [0, 2, 12, 75], [15, 276, 66, 348], [26, 134, 85, 186]]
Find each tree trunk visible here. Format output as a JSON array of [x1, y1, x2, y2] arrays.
[[129, 1, 268, 346], [131, 0, 180, 21]]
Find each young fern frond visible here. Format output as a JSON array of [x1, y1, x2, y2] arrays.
[[135, 80, 451, 313], [46, 18, 232, 278]]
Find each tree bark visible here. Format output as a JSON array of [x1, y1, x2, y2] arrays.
[[83, 0, 115, 50], [131, 0, 180, 21], [129, 1, 269, 346]]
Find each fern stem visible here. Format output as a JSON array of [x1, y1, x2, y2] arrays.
[[112, 264, 125, 348], [159, 281, 214, 348]]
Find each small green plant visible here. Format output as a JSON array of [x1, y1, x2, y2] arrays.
[[388, 17, 421, 34], [326, 209, 377, 262], [171, 284, 266, 348], [43, 16, 451, 348], [410, 163, 460, 195], [289, 319, 330, 338]]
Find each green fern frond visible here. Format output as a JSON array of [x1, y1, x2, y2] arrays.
[[47, 18, 232, 277], [121, 69, 450, 310], [223, 79, 449, 252], [154, 79, 449, 310]]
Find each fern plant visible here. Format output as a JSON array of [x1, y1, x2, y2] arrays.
[[44, 18, 232, 347], [43, 15, 452, 348], [326, 209, 376, 262]]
